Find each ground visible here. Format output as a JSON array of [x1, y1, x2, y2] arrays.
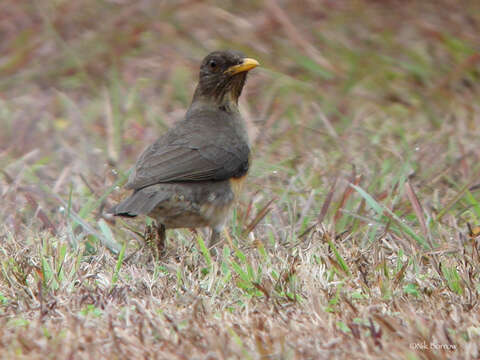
[[1, 1, 480, 359]]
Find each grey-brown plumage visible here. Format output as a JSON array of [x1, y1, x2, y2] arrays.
[[110, 50, 259, 252]]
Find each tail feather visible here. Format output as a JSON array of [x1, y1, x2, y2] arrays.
[[109, 186, 169, 217]]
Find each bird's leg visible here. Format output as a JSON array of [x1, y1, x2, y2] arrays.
[[208, 229, 221, 247], [145, 223, 166, 259], [155, 223, 166, 258], [144, 224, 155, 245], [208, 228, 222, 256]]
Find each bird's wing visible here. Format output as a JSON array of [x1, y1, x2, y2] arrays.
[[125, 113, 250, 190]]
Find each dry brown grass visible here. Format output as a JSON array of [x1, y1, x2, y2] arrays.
[[1, 0, 480, 359]]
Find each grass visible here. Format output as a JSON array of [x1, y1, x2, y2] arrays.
[[1, 0, 480, 358]]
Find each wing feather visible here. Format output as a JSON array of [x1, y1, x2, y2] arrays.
[[125, 110, 250, 190]]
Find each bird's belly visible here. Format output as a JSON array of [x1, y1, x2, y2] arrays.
[[148, 180, 236, 229]]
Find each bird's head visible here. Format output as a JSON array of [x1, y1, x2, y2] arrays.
[[193, 50, 259, 108]]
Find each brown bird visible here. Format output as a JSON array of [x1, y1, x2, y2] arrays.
[[110, 50, 259, 254]]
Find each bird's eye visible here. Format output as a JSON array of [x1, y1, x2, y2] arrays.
[[209, 60, 217, 69]]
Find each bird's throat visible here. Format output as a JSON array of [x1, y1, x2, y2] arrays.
[[192, 88, 240, 113], [192, 72, 246, 111]]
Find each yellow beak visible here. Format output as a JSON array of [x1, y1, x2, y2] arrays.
[[224, 58, 260, 75]]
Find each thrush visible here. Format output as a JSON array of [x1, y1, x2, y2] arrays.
[[110, 50, 259, 253]]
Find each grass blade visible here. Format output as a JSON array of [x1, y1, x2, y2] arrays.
[[112, 241, 127, 285]]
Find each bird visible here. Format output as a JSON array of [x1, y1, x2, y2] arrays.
[[110, 50, 259, 255]]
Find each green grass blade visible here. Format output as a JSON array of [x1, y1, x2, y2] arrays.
[[112, 240, 127, 285]]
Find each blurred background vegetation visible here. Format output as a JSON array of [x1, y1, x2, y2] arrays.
[[1, 0, 480, 358], [2, 0, 479, 232]]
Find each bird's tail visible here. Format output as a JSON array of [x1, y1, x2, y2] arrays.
[[109, 186, 168, 217]]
